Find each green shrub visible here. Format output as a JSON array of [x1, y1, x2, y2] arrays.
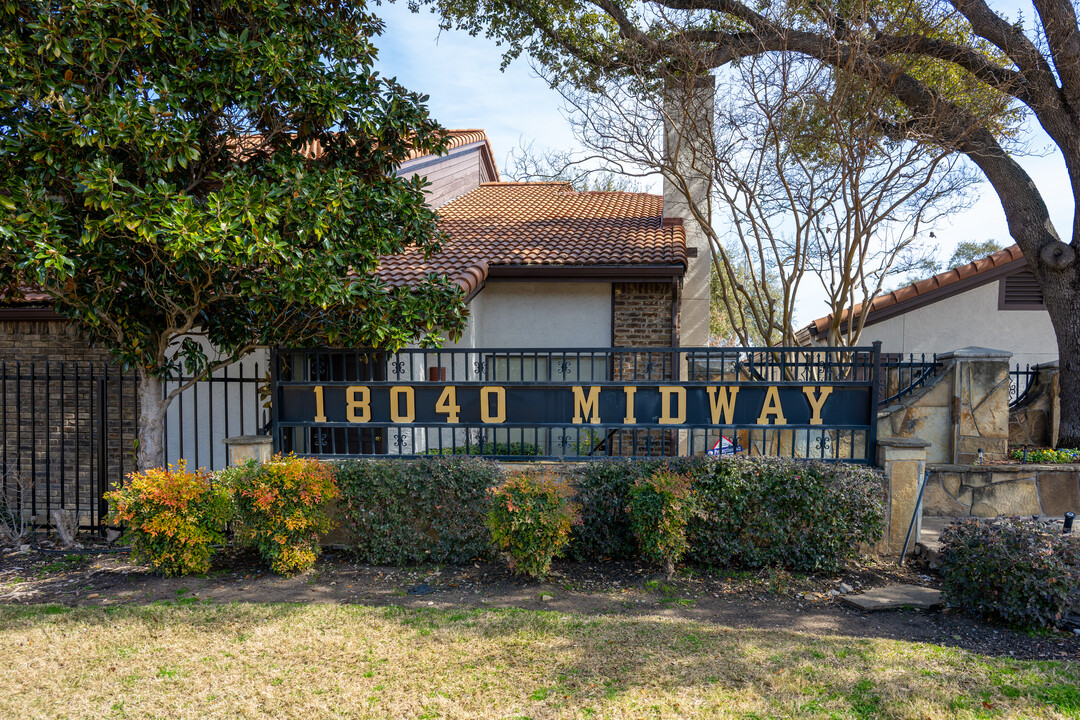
[[571, 458, 708, 560], [220, 455, 339, 575], [335, 457, 499, 564], [688, 457, 885, 572], [938, 517, 1080, 629], [488, 470, 578, 579], [105, 462, 231, 576], [627, 469, 699, 578], [1009, 447, 1080, 463], [424, 441, 543, 456]]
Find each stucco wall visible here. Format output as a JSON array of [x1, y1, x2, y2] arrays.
[[859, 281, 1057, 368], [462, 281, 613, 348]]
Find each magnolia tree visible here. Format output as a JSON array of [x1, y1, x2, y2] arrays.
[[0, 0, 468, 469]]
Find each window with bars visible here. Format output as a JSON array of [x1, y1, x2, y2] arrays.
[[999, 269, 1046, 310]]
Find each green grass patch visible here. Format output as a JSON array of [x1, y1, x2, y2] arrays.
[[0, 603, 1076, 719]]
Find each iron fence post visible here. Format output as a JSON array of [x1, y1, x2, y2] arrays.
[[870, 341, 882, 465]]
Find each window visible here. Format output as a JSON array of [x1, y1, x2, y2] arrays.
[[999, 269, 1046, 310]]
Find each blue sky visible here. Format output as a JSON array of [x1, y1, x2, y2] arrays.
[[374, 1, 1074, 323]]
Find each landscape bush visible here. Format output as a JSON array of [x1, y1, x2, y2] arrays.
[[488, 470, 578, 579], [627, 469, 699, 578], [105, 462, 231, 576], [571, 458, 706, 560], [335, 457, 499, 564], [689, 458, 886, 572], [938, 517, 1080, 629], [220, 455, 339, 575]]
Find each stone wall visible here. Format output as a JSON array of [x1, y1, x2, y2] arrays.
[[922, 463, 1080, 518], [0, 318, 137, 525], [878, 347, 1012, 464], [1009, 362, 1060, 448]]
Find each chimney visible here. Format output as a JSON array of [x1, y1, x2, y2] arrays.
[[663, 75, 715, 348]]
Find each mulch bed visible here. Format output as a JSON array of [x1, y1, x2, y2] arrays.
[[2, 535, 1078, 662]]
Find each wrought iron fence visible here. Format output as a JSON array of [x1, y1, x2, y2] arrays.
[[1009, 364, 1039, 408], [1, 361, 137, 530], [879, 353, 942, 406], [0, 359, 266, 531], [272, 345, 881, 464], [162, 359, 268, 470]]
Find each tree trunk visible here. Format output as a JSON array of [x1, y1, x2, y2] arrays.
[[1047, 284, 1080, 448], [136, 370, 166, 471]]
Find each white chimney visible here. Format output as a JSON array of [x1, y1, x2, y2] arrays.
[[663, 75, 715, 348]]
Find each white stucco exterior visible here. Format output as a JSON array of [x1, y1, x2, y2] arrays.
[[855, 280, 1058, 369], [449, 281, 613, 349]]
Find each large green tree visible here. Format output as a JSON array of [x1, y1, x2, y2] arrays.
[[415, 0, 1080, 446], [0, 0, 467, 469]]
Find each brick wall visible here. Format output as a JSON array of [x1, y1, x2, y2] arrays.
[[610, 282, 680, 456], [611, 282, 679, 348], [1, 318, 137, 526]]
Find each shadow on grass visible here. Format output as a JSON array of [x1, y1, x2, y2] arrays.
[[2, 601, 1077, 719]]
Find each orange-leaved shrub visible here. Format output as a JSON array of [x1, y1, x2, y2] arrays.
[[219, 455, 338, 575], [488, 471, 578, 579], [105, 461, 232, 576]]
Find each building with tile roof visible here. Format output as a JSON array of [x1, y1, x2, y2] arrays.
[[1, 129, 706, 468], [796, 244, 1058, 368]]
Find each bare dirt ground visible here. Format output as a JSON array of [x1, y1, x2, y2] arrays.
[[2, 539, 1078, 663]]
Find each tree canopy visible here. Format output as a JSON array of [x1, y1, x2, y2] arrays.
[[1, 0, 468, 467], [412, 0, 1080, 445]]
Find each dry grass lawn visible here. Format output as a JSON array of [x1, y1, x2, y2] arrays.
[[0, 602, 1077, 719]]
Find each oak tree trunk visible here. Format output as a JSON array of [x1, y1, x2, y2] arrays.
[[1045, 277, 1080, 448], [136, 370, 166, 471]]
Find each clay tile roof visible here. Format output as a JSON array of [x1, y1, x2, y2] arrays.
[[5, 182, 685, 308], [802, 244, 1025, 338], [377, 182, 687, 297], [405, 129, 491, 161]]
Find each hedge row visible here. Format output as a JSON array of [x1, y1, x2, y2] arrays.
[[335, 456, 886, 573]]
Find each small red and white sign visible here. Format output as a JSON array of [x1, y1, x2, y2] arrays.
[[708, 435, 739, 456]]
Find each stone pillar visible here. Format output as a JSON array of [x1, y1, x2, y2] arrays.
[[222, 435, 273, 466], [877, 437, 931, 556], [937, 347, 1012, 463]]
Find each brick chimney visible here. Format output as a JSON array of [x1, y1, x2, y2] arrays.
[[663, 75, 715, 348]]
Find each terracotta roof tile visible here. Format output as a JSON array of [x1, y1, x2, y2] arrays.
[[803, 244, 1025, 337], [5, 182, 685, 308], [377, 182, 687, 297]]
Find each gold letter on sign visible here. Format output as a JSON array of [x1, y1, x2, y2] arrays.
[[313, 385, 327, 423], [707, 386, 739, 424], [572, 386, 601, 424], [756, 386, 787, 425], [623, 386, 638, 424], [390, 386, 415, 423], [480, 386, 506, 423], [802, 386, 833, 425], [659, 386, 686, 424], [435, 386, 460, 423], [346, 386, 370, 423]]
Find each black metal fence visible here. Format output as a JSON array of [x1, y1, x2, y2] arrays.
[[273, 345, 881, 464], [879, 353, 942, 406], [162, 360, 268, 470], [1, 359, 265, 531], [1009, 364, 1040, 408], [1, 361, 137, 531]]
